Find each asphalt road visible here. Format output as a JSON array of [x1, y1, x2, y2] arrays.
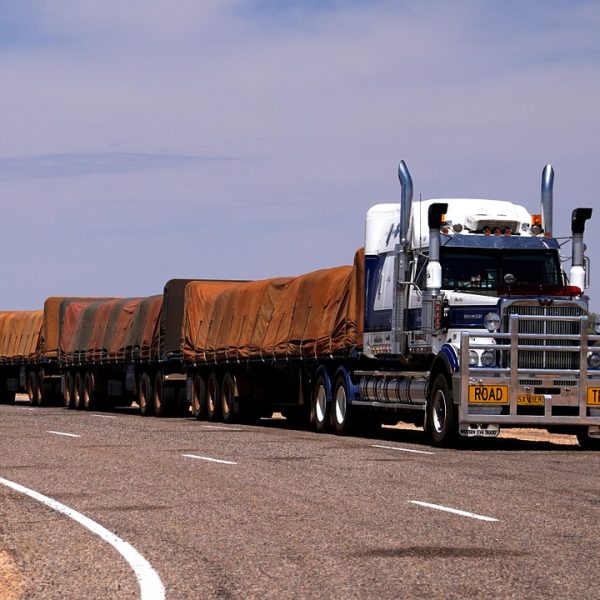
[[1, 399, 599, 599]]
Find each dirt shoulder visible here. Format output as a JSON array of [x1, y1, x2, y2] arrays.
[[0, 547, 26, 599]]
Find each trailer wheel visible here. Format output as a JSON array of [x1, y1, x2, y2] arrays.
[[0, 390, 16, 404], [192, 374, 206, 420], [427, 374, 457, 447], [576, 429, 600, 450], [154, 372, 175, 418], [27, 371, 38, 407], [206, 372, 221, 421], [74, 372, 84, 410], [221, 372, 240, 424], [64, 371, 75, 409], [310, 374, 329, 433], [332, 375, 352, 435], [0, 382, 15, 405], [83, 372, 95, 411], [138, 373, 154, 417]]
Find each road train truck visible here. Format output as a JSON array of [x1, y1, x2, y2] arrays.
[[181, 161, 599, 447], [353, 161, 599, 446]]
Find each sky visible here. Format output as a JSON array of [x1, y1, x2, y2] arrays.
[[0, 0, 599, 311]]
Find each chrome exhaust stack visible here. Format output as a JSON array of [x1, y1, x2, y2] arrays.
[[570, 208, 593, 291], [422, 203, 447, 334], [397, 160, 413, 246], [391, 160, 414, 355], [541, 164, 554, 235]]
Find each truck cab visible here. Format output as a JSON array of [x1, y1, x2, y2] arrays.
[[360, 162, 600, 447]]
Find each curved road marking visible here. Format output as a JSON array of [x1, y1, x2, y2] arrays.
[[371, 444, 434, 455], [47, 431, 80, 438], [182, 453, 237, 465], [0, 477, 165, 600], [409, 500, 498, 522]]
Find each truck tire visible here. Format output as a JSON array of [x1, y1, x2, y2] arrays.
[[36, 369, 53, 407], [332, 374, 352, 435], [74, 372, 84, 411], [192, 374, 206, 420], [138, 373, 154, 417], [83, 372, 95, 411], [27, 371, 38, 407], [64, 371, 75, 409], [427, 373, 457, 446], [576, 429, 600, 450], [0, 383, 15, 405], [221, 372, 240, 424], [154, 372, 175, 418], [310, 374, 329, 433], [206, 372, 221, 422]]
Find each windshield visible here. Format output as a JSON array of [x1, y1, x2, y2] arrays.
[[440, 248, 563, 294]]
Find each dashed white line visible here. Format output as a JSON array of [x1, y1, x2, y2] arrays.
[[409, 500, 499, 522], [89, 414, 118, 419], [371, 444, 434, 455], [47, 431, 81, 438], [0, 477, 165, 600], [182, 454, 237, 465], [200, 425, 243, 431]]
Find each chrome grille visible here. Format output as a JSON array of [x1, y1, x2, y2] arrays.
[[504, 304, 584, 370]]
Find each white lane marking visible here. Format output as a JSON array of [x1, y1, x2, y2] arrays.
[[371, 444, 434, 455], [47, 431, 81, 438], [17, 407, 35, 411], [89, 414, 118, 420], [182, 454, 237, 465], [0, 477, 165, 600], [201, 425, 243, 431], [409, 500, 499, 522]]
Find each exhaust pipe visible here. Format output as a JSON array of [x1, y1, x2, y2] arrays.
[[421, 202, 447, 334], [570, 208, 593, 291], [541, 165, 554, 235], [397, 160, 413, 246], [426, 203, 448, 291]]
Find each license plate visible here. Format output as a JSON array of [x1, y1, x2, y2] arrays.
[[587, 389, 600, 405], [468, 385, 508, 404], [517, 393, 545, 406]]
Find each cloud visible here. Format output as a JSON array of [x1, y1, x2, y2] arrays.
[[0, 152, 233, 179]]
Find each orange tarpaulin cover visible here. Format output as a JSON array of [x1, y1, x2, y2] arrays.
[[183, 249, 364, 361], [0, 310, 43, 363], [182, 281, 245, 362], [59, 296, 163, 362], [41, 297, 113, 358]]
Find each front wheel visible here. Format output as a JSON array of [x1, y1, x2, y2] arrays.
[[427, 374, 457, 447], [577, 429, 600, 450]]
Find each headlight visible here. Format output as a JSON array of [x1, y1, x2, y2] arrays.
[[484, 312, 501, 332], [469, 350, 479, 366], [594, 321, 600, 335], [588, 353, 600, 370], [481, 350, 496, 367]]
